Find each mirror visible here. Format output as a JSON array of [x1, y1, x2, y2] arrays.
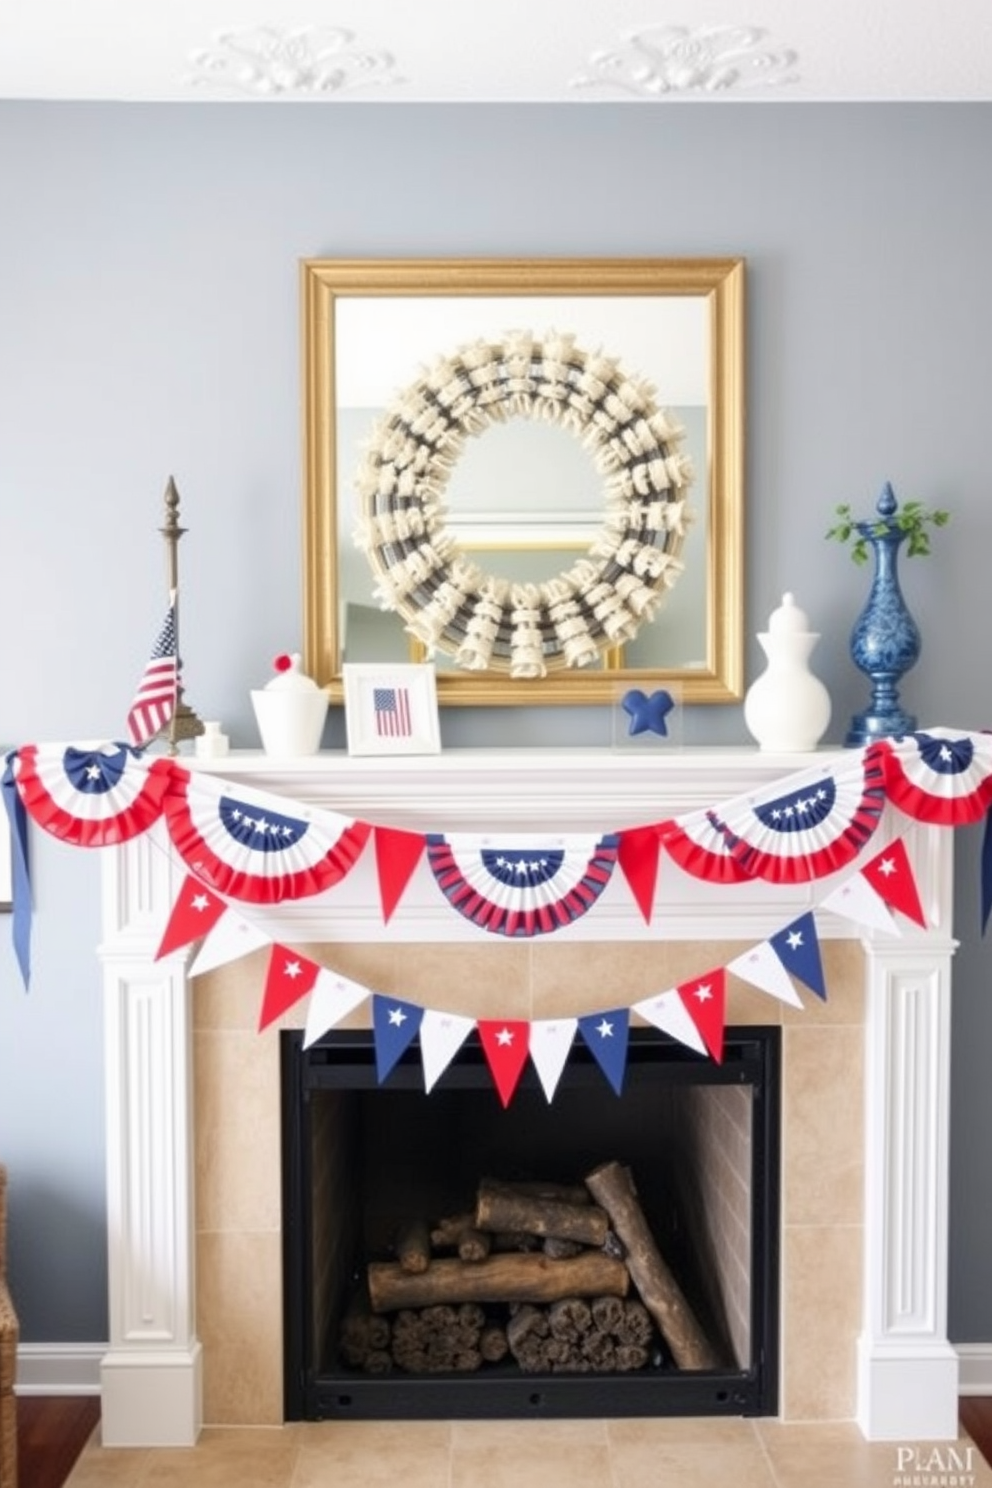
[[302, 257, 744, 705]]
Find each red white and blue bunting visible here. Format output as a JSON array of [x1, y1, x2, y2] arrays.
[[4, 726, 992, 1100]]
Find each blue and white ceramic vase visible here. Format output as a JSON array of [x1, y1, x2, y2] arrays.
[[845, 482, 921, 747]]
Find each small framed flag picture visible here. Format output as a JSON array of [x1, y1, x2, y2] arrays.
[[342, 663, 441, 757]]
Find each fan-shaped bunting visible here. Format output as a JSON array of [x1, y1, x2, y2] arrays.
[[162, 770, 370, 902], [425, 832, 620, 936], [658, 812, 753, 884], [877, 728, 992, 825], [708, 752, 886, 883], [12, 741, 172, 846]]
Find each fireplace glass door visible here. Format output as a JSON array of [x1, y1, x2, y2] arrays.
[[281, 1026, 780, 1421]]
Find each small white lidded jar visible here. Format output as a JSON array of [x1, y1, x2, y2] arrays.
[[250, 652, 329, 757], [743, 593, 831, 752]]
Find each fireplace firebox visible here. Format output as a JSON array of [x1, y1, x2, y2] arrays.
[[281, 1025, 780, 1421]]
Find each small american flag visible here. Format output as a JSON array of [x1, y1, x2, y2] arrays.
[[373, 686, 412, 737], [126, 599, 179, 748]]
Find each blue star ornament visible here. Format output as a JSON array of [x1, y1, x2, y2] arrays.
[[622, 688, 675, 738]]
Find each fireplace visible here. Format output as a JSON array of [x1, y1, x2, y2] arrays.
[[95, 747, 959, 1445], [280, 1025, 781, 1421]]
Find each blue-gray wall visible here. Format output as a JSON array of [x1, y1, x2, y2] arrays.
[[1, 101, 991, 1347]]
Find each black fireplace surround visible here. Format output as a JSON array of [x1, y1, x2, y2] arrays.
[[281, 1025, 780, 1421]]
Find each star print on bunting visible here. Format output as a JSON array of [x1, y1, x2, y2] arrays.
[[769, 911, 827, 1000], [163, 769, 371, 903], [12, 741, 172, 846], [577, 1008, 630, 1095], [877, 728, 992, 825], [709, 753, 886, 883], [258, 946, 322, 1032], [372, 994, 424, 1082], [155, 873, 228, 959], [859, 837, 927, 927], [425, 832, 620, 936], [477, 1020, 530, 1107], [676, 969, 727, 1063]]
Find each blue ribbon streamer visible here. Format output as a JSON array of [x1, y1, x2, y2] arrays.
[[981, 805, 992, 936], [1, 750, 32, 987]]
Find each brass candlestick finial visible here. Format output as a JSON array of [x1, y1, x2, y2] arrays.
[[160, 476, 204, 756]]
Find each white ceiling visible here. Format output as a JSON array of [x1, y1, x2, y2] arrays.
[[3, 0, 992, 103]]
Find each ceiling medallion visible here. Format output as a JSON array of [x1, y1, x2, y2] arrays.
[[571, 24, 799, 98], [185, 25, 401, 97]]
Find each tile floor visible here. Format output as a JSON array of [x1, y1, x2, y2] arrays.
[[65, 1416, 992, 1488]]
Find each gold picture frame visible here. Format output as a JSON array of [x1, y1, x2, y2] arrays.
[[302, 257, 744, 706]]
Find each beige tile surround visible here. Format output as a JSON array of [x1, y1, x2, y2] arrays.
[[192, 937, 866, 1430]]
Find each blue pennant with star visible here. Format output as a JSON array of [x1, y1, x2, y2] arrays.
[[372, 993, 424, 1083], [769, 911, 827, 1000], [577, 1008, 630, 1095]]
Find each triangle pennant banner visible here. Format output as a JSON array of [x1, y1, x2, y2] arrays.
[[529, 1018, 578, 1102], [478, 1020, 531, 1107], [820, 872, 898, 935], [769, 911, 828, 1001], [303, 969, 371, 1049], [578, 1007, 630, 1095], [859, 837, 927, 928], [372, 994, 424, 1083], [258, 945, 321, 1032], [727, 941, 803, 1008], [616, 825, 662, 924], [632, 989, 706, 1056], [1, 751, 32, 989], [420, 1009, 476, 1092], [676, 967, 727, 1064], [155, 873, 228, 960], [374, 826, 427, 922], [187, 908, 271, 978]]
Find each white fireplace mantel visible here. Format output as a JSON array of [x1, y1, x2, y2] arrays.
[[96, 747, 958, 1444]]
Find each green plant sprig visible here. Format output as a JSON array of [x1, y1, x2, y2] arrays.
[[826, 500, 950, 565]]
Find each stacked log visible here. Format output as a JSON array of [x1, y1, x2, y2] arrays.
[[505, 1295, 655, 1373], [338, 1166, 719, 1377]]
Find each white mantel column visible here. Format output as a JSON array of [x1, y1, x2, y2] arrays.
[[857, 819, 959, 1440], [97, 829, 202, 1447]]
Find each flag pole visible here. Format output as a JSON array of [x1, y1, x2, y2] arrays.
[[160, 476, 204, 757]]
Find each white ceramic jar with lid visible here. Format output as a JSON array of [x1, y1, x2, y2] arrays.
[[743, 593, 831, 752]]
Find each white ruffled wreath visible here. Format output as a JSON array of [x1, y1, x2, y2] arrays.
[[353, 330, 694, 679]]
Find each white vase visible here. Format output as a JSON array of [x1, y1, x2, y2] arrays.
[[744, 593, 831, 752]]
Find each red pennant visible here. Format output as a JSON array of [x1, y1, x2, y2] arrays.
[[259, 945, 321, 1032], [616, 824, 663, 924], [374, 826, 427, 922], [676, 968, 727, 1064], [477, 1020, 531, 1107], [860, 838, 927, 928], [155, 873, 228, 959]]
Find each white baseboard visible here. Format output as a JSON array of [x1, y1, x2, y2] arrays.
[[13, 1338, 992, 1403], [957, 1343, 992, 1396], [14, 1343, 105, 1395]]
